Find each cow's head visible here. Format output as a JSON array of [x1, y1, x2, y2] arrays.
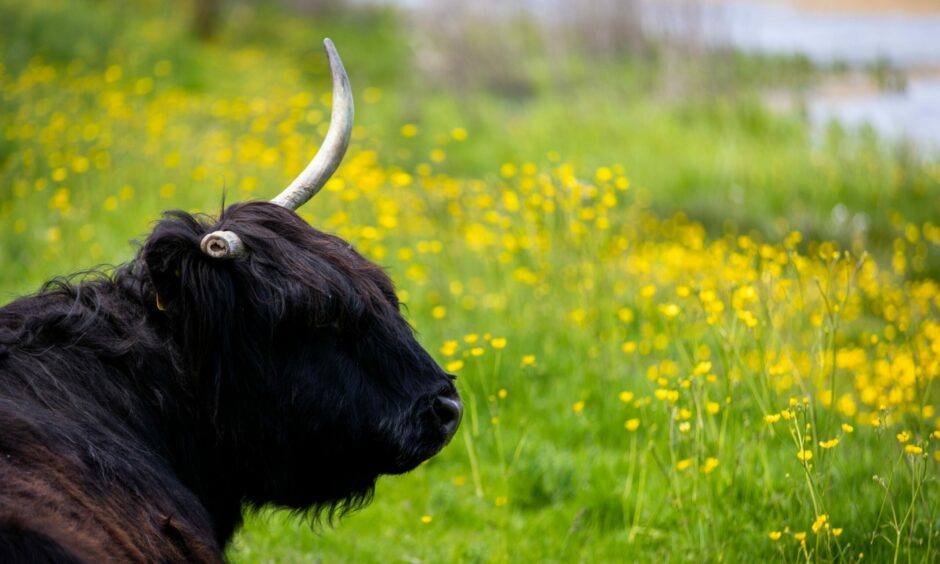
[[139, 40, 461, 517]]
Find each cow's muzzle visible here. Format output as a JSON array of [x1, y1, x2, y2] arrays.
[[432, 390, 462, 445]]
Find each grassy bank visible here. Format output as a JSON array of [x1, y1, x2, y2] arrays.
[[2, 1, 939, 562]]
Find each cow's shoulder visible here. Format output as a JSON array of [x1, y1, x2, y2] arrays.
[[0, 517, 84, 564], [0, 403, 223, 563]]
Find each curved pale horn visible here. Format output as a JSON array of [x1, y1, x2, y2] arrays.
[[271, 38, 354, 210], [201, 231, 245, 259]]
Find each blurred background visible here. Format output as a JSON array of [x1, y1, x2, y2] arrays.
[[2, 0, 940, 562], [2, 0, 939, 287]]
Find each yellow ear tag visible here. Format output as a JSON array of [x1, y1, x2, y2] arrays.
[[155, 293, 167, 312]]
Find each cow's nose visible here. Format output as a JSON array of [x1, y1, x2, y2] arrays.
[[433, 394, 463, 443]]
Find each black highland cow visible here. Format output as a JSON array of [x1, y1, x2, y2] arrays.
[[0, 40, 462, 562]]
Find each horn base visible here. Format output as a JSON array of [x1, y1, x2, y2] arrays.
[[200, 231, 245, 260]]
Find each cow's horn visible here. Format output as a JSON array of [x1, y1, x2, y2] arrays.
[[270, 38, 354, 210], [201, 231, 245, 260]]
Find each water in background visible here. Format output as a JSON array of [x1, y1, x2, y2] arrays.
[[661, 0, 940, 152], [363, 0, 940, 153]]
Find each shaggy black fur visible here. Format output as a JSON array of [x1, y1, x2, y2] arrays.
[[0, 202, 459, 562]]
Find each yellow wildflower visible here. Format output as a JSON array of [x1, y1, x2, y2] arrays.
[[659, 303, 680, 318], [440, 340, 458, 357], [702, 457, 719, 474], [819, 438, 839, 449]]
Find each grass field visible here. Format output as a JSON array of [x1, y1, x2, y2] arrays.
[[2, 1, 940, 562]]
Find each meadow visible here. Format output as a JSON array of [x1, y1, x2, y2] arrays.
[[2, 0, 939, 561]]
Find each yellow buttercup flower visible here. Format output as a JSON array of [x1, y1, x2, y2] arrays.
[[658, 303, 680, 318], [440, 340, 458, 357], [819, 438, 839, 449], [702, 457, 719, 474]]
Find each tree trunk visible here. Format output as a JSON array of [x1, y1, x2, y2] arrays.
[[193, 0, 221, 41]]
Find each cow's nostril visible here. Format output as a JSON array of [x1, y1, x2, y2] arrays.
[[433, 395, 463, 441]]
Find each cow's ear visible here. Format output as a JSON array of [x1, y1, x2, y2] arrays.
[[140, 212, 244, 410], [140, 213, 205, 314], [142, 235, 185, 314]]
